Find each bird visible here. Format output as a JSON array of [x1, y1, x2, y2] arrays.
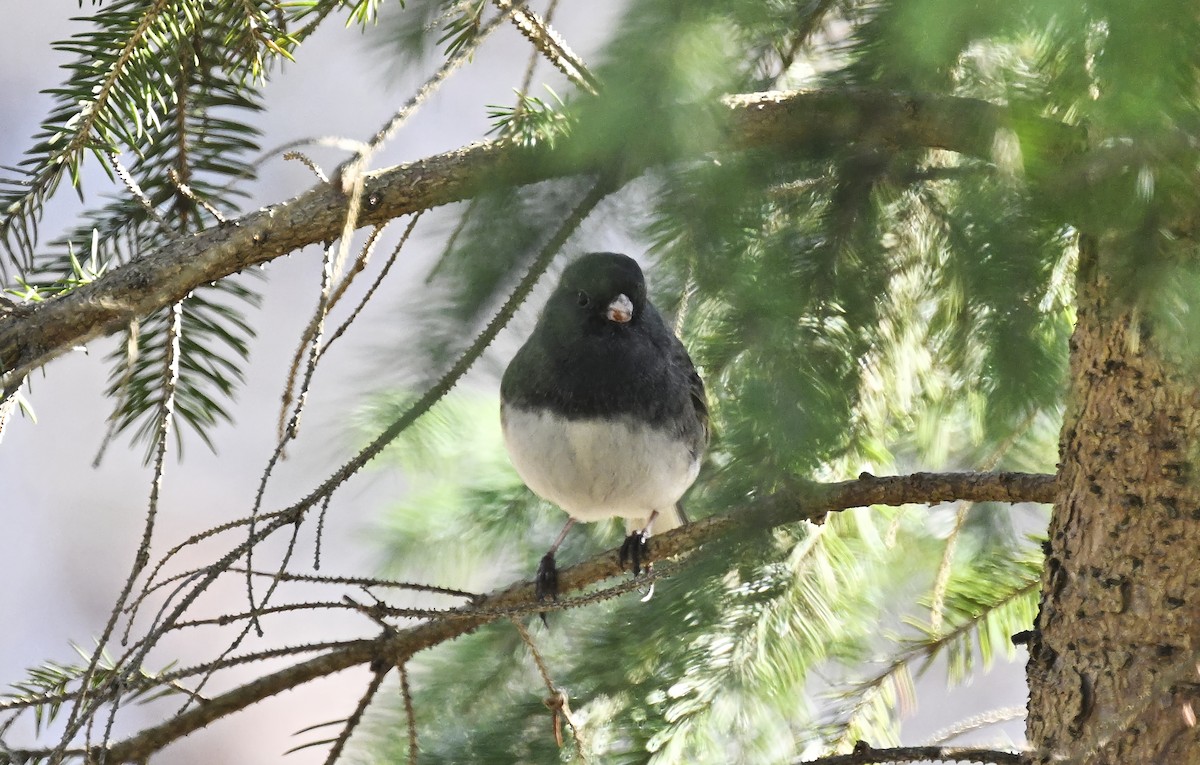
[[500, 252, 709, 600]]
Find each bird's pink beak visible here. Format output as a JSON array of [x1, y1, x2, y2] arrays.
[[606, 293, 633, 323]]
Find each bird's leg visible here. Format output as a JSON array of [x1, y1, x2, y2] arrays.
[[675, 500, 690, 526], [548, 517, 576, 552], [619, 510, 659, 576], [536, 518, 575, 601]]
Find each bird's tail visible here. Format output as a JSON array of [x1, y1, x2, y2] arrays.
[[626, 501, 689, 536]]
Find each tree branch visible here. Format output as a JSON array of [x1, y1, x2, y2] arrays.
[[0, 89, 1082, 384], [87, 470, 1055, 763], [793, 744, 1025, 765]]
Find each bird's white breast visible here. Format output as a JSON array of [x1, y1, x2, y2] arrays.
[[501, 405, 699, 531]]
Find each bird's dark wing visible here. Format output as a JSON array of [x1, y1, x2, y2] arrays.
[[687, 360, 710, 447], [666, 329, 709, 451]]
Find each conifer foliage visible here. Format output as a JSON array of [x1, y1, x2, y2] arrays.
[[1, 0, 1197, 763]]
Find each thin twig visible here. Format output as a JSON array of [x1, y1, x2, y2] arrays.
[[930, 502, 968, 633], [166, 601, 422, 632], [101, 301, 182, 756], [317, 213, 422, 365], [129, 565, 473, 632], [313, 494, 332, 570], [146, 640, 375, 690], [125, 509, 293, 631], [85, 472, 1055, 763], [327, 225, 385, 308], [145, 304, 183, 575], [247, 241, 335, 629], [231, 567, 477, 600], [926, 706, 1026, 745], [275, 228, 350, 443], [167, 167, 226, 223], [399, 663, 418, 765], [108, 152, 171, 233], [58, 301, 181, 760], [92, 318, 139, 468], [320, 665, 388, 765], [512, 618, 588, 759], [284, 150, 330, 183], [197, 517, 307, 709], [493, 0, 598, 94]]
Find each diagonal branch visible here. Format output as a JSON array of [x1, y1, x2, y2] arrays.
[[79, 470, 1055, 763], [493, 0, 599, 94], [792, 744, 1024, 765], [0, 89, 1083, 385]]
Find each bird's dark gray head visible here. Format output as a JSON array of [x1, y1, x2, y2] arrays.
[[541, 252, 649, 336]]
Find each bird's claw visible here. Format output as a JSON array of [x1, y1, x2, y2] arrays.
[[619, 530, 651, 575], [536, 552, 559, 602]]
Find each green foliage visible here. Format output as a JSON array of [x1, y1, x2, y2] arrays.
[[104, 279, 260, 459], [412, 176, 602, 371], [15, 0, 1200, 759], [18, 2, 271, 458], [359, 391, 1051, 761], [0, 0, 294, 267], [0, 0, 403, 456], [343, 0, 393, 28], [353, 0, 1085, 760], [5, 233, 108, 302], [373, 0, 487, 66], [487, 88, 572, 148], [559, 0, 749, 173], [820, 539, 1040, 751], [646, 151, 894, 488], [372, 0, 461, 68], [360, 389, 581, 583], [439, 0, 489, 59], [2, 646, 184, 737]]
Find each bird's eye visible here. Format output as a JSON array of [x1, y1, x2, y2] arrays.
[[576, 290, 590, 307]]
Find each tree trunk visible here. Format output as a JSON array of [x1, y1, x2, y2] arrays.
[[1026, 235, 1200, 762]]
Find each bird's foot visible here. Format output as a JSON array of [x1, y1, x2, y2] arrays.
[[619, 530, 651, 575], [536, 551, 559, 601], [535, 552, 559, 627]]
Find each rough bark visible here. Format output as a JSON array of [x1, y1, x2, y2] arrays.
[[1026, 235, 1200, 762]]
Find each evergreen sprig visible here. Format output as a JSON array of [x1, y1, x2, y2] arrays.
[[486, 88, 572, 148], [0, 1, 295, 453], [0, 0, 293, 271], [822, 543, 1041, 751], [2, 646, 184, 736]]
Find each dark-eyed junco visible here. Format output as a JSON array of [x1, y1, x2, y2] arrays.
[[500, 252, 709, 599]]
